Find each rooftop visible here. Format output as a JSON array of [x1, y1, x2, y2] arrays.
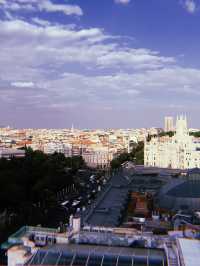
[[83, 169, 166, 227], [177, 238, 200, 266], [1, 226, 59, 250], [27, 243, 166, 266], [83, 172, 132, 227]]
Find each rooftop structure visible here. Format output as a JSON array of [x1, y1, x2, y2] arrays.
[[83, 169, 136, 227], [83, 168, 168, 228], [177, 238, 200, 266], [1, 226, 60, 250], [2, 222, 170, 266], [156, 168, 200, 211], [27, 244, 167, 266]]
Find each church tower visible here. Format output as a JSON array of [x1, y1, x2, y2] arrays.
[[175, 115, 188, 138]]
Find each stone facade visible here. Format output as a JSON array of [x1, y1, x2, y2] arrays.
[[144, 116, 200, 169]]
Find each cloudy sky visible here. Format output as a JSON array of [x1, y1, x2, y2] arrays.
[[0, 0, 200, 128]]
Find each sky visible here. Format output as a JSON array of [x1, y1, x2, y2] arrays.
[[0, 0, 200, 129]]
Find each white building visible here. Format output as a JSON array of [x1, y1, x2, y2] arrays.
[[164, 116, 174, 132], [144, 116, 200, 169], [82, 149, 114, 169], [43, 142, 65, 154]]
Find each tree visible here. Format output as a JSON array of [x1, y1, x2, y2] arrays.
[[110, 142, 144, 169], [0, 150, 86, 226], [190, 131, 200, 138]]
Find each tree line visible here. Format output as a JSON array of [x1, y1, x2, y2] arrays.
[[0, 148, 85, 211], [147, 131, 200, 141], [0, 148, 85, 243]]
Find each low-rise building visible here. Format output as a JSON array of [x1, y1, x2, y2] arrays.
[[0, 148, 25, 159], [82, 149, 114, 169]]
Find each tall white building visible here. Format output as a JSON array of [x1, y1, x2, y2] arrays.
[[164, 116, 174, 132], [145, 115, 200, 169]]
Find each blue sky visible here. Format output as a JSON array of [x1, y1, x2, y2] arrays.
[[0, 0, 200, 129]]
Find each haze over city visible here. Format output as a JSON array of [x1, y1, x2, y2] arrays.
[[1, 0, 200, 128]]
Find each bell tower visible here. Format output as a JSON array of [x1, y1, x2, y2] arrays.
[[176, 115, 188, 138]]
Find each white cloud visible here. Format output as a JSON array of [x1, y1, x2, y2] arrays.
[[0, 0, 83, 16], [11, 81, 35, 88], [32, 17, 51, 27], [0, 0, 36, 11], [184, 0, 197, 13], [115, 0, 131, 4], [38, 0, 83, 16], [14, 0, 37, 3], [0, 19, 174, 73], [4, 10, 14, 20], [97, 48, 175, 69], [0, 18, 199, 111], [33, 67, 200, 110], [11, 2, 35, 11]]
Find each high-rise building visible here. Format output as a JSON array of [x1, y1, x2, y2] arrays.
[[164, 116, 174, 132]]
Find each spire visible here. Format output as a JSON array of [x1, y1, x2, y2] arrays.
[[185, 114, 188, 128], [71, 124, 74, 133]]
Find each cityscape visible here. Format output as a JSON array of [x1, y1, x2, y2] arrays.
[[1, 116, 200, 266], [1, 1, 200, 266]]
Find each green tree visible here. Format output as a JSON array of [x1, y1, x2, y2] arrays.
[[110, 141, 144, 169]]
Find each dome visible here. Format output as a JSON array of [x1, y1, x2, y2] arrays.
[[156, 177, 200, 211]]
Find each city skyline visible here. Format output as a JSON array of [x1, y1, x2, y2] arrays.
[[0, 0, 200, 128], [0, 114, 194, 130]]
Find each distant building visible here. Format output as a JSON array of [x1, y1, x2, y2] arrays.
[[164, 116, 174, 132], [145, 115, 200, 169], [82, 149, 114, 169], [43, 142, 65, 154], [0, 148, 25, 159]]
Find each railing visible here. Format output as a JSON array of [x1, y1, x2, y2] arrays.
[[172, 243, 181, 266], [28, 226, 59, 234], [2, 226, 59, 249], [164, 241, 179, 266]]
